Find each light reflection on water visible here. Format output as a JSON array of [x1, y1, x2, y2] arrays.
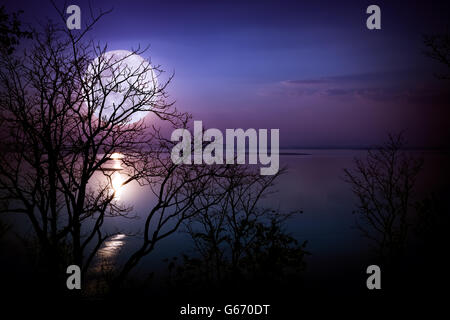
[[88, 150, 450, 277], [92, 233, 126, 273], [98, 234, 126, 258], [97, 153, 125, 199], [111, 171, 124, 199], [89, 152, 143, 275]]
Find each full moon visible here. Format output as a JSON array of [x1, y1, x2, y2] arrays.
[[86, 50, 158, 124]]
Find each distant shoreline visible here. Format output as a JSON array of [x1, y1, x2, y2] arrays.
[[278, 152, 311, 156]]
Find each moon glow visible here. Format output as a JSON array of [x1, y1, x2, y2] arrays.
[[87, 50, 158, 124]]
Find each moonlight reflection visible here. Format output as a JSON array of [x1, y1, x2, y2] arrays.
[[100, 234, 126, 258], [93, 234, 127, 273], [111, 171, 125, 199], [99, 153, 126, 199]]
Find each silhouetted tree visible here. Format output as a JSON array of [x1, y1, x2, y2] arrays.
[[0, 6, 209, 292], [415, 32, 450, 267], [166, 166, 308, 291], [0, 6, 285, 297], [344, 134, 423, 263], [0, 6, 31, 55], [424, 32, 450, 80]]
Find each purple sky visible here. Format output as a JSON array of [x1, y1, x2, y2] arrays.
[[6, 0, 450, 148]]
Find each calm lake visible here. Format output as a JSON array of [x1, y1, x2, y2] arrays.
[[90, 148, 450, 286]]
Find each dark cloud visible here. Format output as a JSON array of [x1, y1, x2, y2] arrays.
[[281, 70, 449, 103]]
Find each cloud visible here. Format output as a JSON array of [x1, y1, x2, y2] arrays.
[[284, 79, 331, 85], [278, 70, 449, 104]]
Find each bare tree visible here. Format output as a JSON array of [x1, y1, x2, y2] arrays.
[[424, 32, 450, 80], [343, 134, 423, 263], [0, 5, 32, 55], [167, 166, 308, 288], [0, 6, 285, 295], [0, 7, 190, 290]]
